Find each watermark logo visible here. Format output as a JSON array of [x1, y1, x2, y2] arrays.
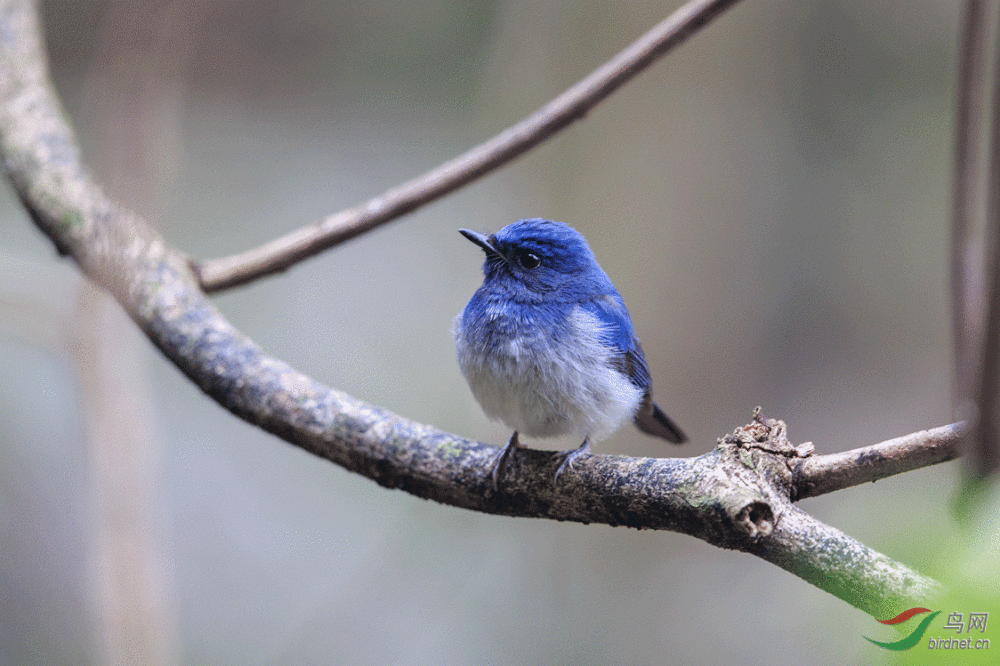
[[864, 608, 940, 651], [865, 607, 990, 652]]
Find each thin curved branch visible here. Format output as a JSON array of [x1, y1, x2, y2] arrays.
[[0, 0, 946, 618], [193, 0, 743, 293]]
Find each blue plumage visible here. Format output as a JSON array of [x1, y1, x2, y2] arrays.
[[453, 218, 686, 488]]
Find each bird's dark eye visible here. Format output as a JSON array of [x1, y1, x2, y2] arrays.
[[516, 250, 541, 269]]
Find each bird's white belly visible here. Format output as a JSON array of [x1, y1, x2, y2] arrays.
[[455, 307, 642, 441]]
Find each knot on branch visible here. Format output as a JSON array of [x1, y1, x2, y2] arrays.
[[699, 411, 815, 546], [735, 502, 774, 539]]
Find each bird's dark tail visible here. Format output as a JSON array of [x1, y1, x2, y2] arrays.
[[634, 393, 686, 443]]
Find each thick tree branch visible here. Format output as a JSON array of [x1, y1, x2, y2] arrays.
[[0, 0, 948, 618], [192, 0, 742, 293]]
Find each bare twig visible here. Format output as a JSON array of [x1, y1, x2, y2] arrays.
[[193, 0, 742, 293], [792, 423, 965, 501], [951, 0, 991, 406]]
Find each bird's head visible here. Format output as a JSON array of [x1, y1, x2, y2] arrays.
[[459, 218, 609, 299]]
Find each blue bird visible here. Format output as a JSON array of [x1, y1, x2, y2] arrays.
[[454, 218, 686, 488]]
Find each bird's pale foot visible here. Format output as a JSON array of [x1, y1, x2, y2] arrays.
[[553, 438, 591, 483]]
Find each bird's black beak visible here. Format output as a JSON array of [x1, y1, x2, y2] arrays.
[[459, 228, 498, 256]]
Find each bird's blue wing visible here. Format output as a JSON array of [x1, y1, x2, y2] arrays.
[[579, 293, 651, 391]]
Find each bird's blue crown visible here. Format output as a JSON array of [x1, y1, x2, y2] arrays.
[[471, 218, 615, 300]]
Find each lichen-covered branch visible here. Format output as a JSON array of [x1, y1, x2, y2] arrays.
[[0, 0, 944, 617]]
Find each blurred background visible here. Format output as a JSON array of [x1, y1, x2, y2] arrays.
[[0, 0, 991, 664]]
